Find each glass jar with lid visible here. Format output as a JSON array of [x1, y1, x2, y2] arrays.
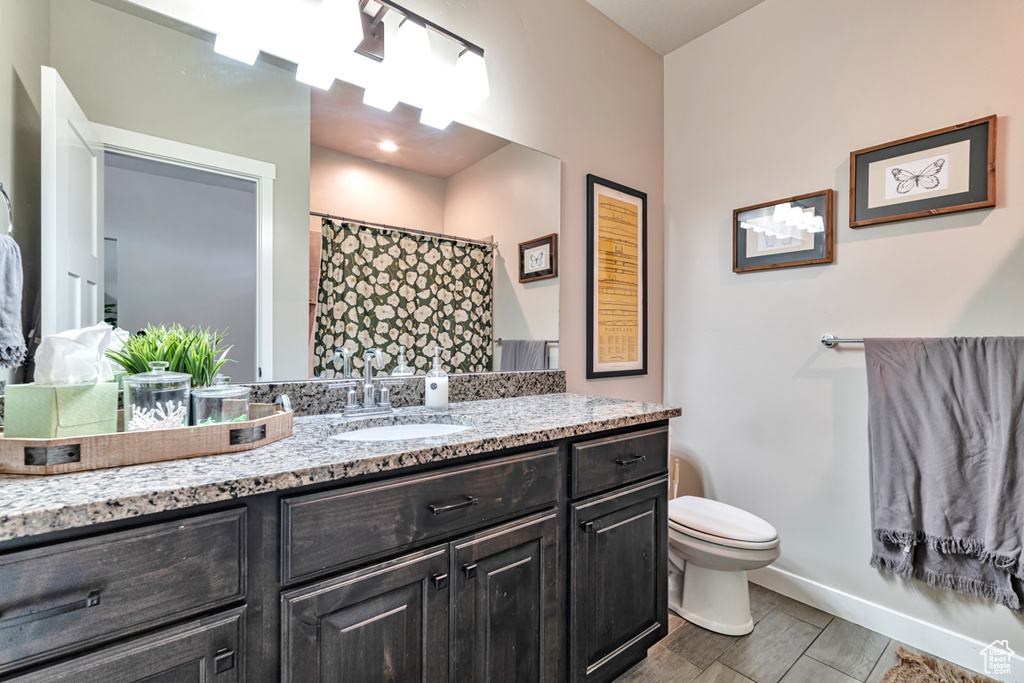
[[192, 376, 251, 426], [123, 361, 191, 431]]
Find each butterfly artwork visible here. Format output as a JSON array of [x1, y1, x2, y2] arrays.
[[889, 157, 947, 195]]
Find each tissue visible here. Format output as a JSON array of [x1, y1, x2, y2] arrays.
[[34, 323, 116, 386]]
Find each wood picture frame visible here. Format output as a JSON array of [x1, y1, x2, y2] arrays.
[[850, 115, 996, 228], [518, 233, 558, 283], [586, 174, 648, 379], [733, 189, 835, 273]]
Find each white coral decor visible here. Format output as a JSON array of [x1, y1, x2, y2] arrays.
[[128, 400, 188, 431]]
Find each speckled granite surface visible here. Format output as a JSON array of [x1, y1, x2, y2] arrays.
[[246, 369, 566, 416], [0, 392, 677, 543]]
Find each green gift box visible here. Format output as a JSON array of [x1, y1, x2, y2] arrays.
[[3, 383, 119, 439]]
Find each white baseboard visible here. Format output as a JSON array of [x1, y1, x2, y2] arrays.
[[750, 566, 1024, 683]]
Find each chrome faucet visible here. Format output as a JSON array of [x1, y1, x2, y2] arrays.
[[329, 346, 405, 416], [362, 348, 384, 408], [333, 347, 353, 378]]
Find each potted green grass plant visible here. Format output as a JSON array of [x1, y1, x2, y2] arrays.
[[106, 324, 234, 388]]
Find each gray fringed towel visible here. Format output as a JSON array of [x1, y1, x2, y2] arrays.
[[0, 234, 26, 369], [865, 337, 1024, 609], [499, 339, 548, 371]]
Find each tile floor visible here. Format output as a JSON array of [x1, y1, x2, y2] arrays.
[[614, 584, 944, 683]]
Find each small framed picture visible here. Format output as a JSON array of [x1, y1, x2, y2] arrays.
[[518, 234, 558, 283], [734, 190, 835, 273], [850, 115, 996, 228]]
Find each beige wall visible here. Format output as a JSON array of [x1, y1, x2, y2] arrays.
[[0, 0, 49, 384], [310, 145, 447, 235], [47, 0, 311, 380], [409, 0, 665, 400], [665, 0, 1024, 661], [445, 144, 561, 370]]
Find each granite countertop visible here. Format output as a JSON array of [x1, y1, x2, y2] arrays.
[[0, 393, 680, 543]]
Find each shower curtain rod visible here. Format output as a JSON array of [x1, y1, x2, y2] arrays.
[[311, 211, 496, 248]]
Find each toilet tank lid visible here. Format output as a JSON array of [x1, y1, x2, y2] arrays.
[[668, 496, 778, 543]]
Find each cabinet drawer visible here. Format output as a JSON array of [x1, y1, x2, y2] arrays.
[[0, 509, 246, 675], [4, 607, 245, 682], [571, 426, 668, 498], [282, 448, 558, 584]]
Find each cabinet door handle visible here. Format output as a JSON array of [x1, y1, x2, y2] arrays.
[[616, 454, 646, 468], [431, 573, 449, 590], [580, 521, 595, 533], [0, 589, 101, 628], [462, 563, 478, 579], [428, 496, 479, 515]]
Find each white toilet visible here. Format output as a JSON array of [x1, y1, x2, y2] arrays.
[[667, 496, 780, 636]]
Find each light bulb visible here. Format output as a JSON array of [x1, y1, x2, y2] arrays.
[[377, 141, 399, 152], [215, 33, 260, 65]]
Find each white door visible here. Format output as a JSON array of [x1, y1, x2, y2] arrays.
[[41, 66, 104, 337]]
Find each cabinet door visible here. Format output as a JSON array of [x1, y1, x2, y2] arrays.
[[281, 545, 449, 683], [571, 476, 668, 683], [451, 510, 560, 683], [4, 607, 244, 683]]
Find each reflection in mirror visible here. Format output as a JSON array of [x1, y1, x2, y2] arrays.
[[309, 82, 560, 378], [0, 0, 560, 391]]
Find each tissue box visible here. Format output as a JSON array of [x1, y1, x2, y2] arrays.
[[3, 383, 119, 439]]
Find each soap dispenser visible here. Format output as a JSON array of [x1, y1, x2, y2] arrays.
[[425, 347, 449, 411], [392, 345, 414, 376]]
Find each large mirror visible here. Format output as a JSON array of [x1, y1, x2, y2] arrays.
[[0, 0, 560, 388]]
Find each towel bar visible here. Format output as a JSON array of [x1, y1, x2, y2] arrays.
[[821, 334, 864, 348]]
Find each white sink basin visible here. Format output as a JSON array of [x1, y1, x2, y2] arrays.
[[332, 423, 471, 442]]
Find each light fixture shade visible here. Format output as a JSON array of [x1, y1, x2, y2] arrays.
[[771, 203, 791, 224], [322, 0, 364, 53], [214, 33, 260, 65], [296, 62, 335, 90], [455, 50, 489, 105], [420, 108, 454, 130], [363, 85, 400, 112]]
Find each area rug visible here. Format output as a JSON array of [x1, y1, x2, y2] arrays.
[[883, 647, 1000, 683]]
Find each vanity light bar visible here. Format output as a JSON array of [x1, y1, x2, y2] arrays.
[[358, 0, 485, 61]]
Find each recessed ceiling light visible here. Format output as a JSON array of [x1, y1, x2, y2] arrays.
[[377, 141, 399, 152]]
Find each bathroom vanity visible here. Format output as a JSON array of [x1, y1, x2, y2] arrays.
[[0, 393, 679, 682]]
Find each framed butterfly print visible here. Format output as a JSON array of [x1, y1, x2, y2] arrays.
[[733, 189, 835, 273], [518, 234, 558, 283], [850, 115, 996, 228]]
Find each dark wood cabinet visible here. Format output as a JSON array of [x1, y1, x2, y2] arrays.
[[0, 420, 671, 683], [451, 511, 561, 683], [570, 476, 669, 683], [281, 545, 450, 683], [3, 607, 244, 683], [0, 509, 246, 676]]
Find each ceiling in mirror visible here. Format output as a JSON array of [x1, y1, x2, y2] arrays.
[[311, 87, 509, 179]]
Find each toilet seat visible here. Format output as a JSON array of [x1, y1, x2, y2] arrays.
[[669, 496, 778, 549], [669, 519, 780, 551]]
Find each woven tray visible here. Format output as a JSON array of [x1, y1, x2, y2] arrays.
[[0, 404, 293, 475]]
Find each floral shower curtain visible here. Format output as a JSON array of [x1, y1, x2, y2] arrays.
[[313, 219, 494, 377]]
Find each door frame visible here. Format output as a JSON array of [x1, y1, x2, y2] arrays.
[[93, 124, 277, 381]]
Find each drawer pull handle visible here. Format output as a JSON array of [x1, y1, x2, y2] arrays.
[[214, 648, 236, 674], [429, 496, 479, 515], [0, 589, 101, 628], [616, 455, 647, 468], [463, 563, 478, 579]]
